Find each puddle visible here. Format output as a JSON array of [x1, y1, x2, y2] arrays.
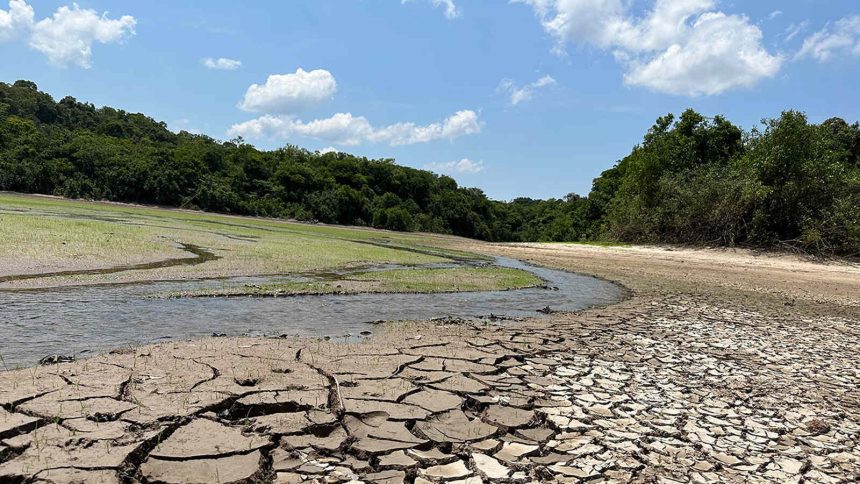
[[0, 257, 626, 369]]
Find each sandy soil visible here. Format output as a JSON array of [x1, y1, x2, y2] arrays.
[[483, 242, 860, 302], [0, 243, 858, 483]]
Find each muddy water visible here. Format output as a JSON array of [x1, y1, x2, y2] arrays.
[[0, 258, 625, 369]]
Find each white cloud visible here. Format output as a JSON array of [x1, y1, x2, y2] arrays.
[[797, 16, 860, 62], [239, 68, 337, 114], [517, 0, 625, 51], [425, 158, 484, 175], [769, 10, 782, 21], [229, 113, 372, 146], [0, 0, 33, 42], [371, 109, 482, 145], [515, 0, 781, 96], [228, 109, 481, 147], [0, 0, 135, 68], [318, 146, 339, 154], [624, 13, 782, 96], [784, 21, 809, 42], [498, 75, 556, 105], [202, 57, 241, 70], [169, 118, 201, 135], [402, 0, 460, 19]]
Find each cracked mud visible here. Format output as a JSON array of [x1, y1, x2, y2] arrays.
[[1, 244, 858, 483]]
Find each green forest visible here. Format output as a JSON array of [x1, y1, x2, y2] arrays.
[[1, 80, 858, 255]]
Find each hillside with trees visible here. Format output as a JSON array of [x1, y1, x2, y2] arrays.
[[1, 80, 858, 255]]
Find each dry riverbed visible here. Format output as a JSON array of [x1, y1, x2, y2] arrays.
[[1, 243, 859, 483]]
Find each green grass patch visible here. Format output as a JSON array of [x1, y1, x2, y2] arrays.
[[0, 208, 174, 267], [351, 267, 541, 292], [0, 193, 492, 287], [165, 266, 542, 298]]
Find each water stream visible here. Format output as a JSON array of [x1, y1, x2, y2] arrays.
[[0, 257, 625, 369]]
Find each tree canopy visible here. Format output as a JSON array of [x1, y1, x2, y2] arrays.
[[1, 81, 857, 255]]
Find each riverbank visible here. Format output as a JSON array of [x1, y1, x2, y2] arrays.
[[0, 255, 622, 369], [0, 193, 491, 290], [1, 243, 858, 482]]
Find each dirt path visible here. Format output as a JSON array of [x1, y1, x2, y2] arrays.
[[0, 244, 858, 483]]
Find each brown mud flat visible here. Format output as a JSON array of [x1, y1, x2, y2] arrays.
[[0, 243, 858, 483]]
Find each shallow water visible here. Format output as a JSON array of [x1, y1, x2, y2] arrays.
[[0, 257, 625, 369]]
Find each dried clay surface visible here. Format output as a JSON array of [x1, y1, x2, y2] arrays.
[[1, 243, 858, 483]]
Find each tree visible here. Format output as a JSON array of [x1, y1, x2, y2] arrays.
[[1, 80, 857, 254]]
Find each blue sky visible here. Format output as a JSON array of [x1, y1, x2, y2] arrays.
[[1, 1, 858, 200]]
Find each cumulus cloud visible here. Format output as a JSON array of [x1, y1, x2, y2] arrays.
[[30, 5, 135, 68], [498, 75, 556, 105], [318, 146, 339, 154], [0, 0, 33, 42], [624, 13, 782, 96], [425, 158, 484, 175], [202, 57, 241, 70], [228, 109, 481, 147], [239, 68, 337, 114], [515, 0, 781, 96], [0, 0, 135, 68], [402, 0, 460, 19], [371, 109, 482, 145], [797, 16, 860, 62]]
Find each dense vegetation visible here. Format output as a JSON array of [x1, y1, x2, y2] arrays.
[[1, 80, 858, 255]]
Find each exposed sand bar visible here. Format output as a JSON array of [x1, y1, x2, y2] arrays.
[[0, 243, 858, 482]]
